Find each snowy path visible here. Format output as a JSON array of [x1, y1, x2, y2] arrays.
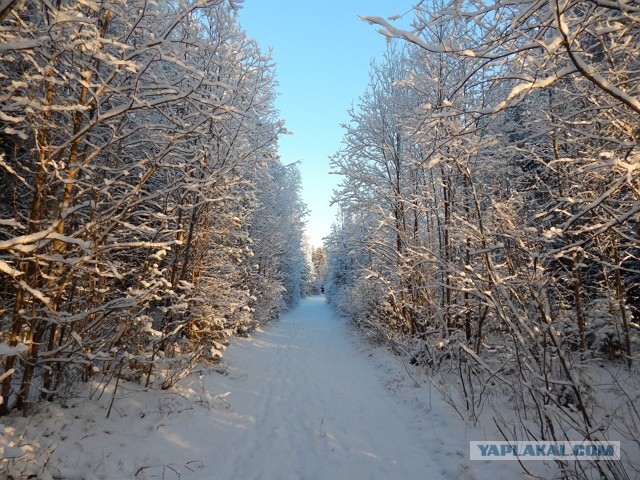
[[201, 295, 449, 480], [15, 296, 522, 479]]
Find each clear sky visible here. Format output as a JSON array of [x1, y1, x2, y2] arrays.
[[237, 1, 412, 248]]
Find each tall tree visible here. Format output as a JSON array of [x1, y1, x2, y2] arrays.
[[0, 0, 299, 415]]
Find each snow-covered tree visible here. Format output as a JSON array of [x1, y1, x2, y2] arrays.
[[247, 161, 308, 323], [0, 0, 297, 415], [329, 3, 639, 476]]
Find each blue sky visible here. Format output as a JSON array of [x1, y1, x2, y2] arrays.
[[237, 1, 412, 248]]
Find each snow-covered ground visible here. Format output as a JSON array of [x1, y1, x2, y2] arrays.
[[3, 296, 528, 479]]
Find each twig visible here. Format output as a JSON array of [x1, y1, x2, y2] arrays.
[[106, 363, 123, 419]]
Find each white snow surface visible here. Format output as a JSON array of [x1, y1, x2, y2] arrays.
[[2, 296, 525, 479]]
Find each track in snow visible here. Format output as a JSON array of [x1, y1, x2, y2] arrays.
[[31, 295, 491, 479], [200, 295, 450, 480]]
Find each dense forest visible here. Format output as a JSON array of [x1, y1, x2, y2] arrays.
[[0, 0, 315, 417], [326, 1, 639, 479], [1, 0, 639, 478]]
